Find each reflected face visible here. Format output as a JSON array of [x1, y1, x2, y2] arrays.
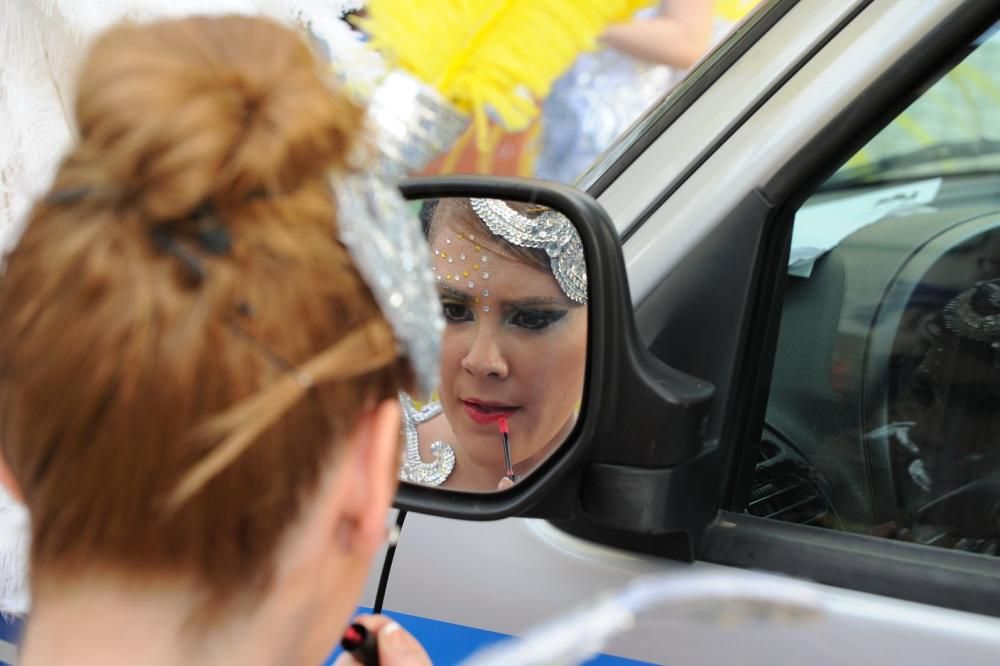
[[429, 203, 587, 474]]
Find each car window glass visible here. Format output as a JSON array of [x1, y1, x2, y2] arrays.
[[419, 1, 764, 183], [748, 22, 1000, 555]]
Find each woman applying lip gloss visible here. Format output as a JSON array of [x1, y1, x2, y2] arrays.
[[399, 199, 588, 492]]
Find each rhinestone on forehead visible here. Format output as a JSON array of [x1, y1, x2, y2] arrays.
[[470, 199, 587, 304], [432, 234, 501, 319]]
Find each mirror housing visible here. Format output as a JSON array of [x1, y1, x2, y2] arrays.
[[395, 176, 715, 550]]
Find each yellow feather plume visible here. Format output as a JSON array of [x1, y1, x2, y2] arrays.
[[362, 0, 654, 140], [715, 0, 761, 23]]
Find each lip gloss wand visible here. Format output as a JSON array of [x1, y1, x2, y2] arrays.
[[340, 622, 379, 666], [498, 417, 518, 483]]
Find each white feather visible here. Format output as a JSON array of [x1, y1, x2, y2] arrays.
[[0, 491, 29, 617], [0, 0, 381, 615]]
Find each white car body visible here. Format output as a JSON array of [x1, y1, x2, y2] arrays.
[[369, 1, 1000, 664]]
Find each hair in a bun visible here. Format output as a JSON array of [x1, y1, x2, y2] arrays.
[[0, 15, 409, 619], [66, 15, 364, 220]]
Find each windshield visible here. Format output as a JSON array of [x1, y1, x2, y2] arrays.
[[825, 24, 1000, 190]]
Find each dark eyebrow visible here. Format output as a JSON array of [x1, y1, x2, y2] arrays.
[[439, 285, 582, 309], [505, 296, 576, 309], [437, 284, 473, 302]]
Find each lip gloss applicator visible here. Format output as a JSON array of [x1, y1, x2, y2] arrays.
[[340, 622, 379, 666], [498, 417, 518, 483]]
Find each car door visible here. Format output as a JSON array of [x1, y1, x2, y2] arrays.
[[373, 1, 1000, 664], [695, 5, 1000, 615]]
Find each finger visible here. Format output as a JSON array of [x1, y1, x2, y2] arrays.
[[332, 615, 396, 665], [350, 614, 397, 634], [377, 621, 432, 666], [339, 616, 432, 666]]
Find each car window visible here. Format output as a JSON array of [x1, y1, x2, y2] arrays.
[[420, 1, 764, 182], [747, 22, 1000, 556]]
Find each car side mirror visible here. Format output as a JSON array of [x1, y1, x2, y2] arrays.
[[394, 176, 716, 553]]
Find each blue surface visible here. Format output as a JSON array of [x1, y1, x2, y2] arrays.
[[0, 616, 19, 645], [0, 615, 21, 666], [326, 607, 653, 665], [0, 606, 657, 665]]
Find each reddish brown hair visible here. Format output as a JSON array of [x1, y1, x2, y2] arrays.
[[0, 16, 410, 614]]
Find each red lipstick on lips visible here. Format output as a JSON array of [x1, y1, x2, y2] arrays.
[[461, 398, 518, 425]]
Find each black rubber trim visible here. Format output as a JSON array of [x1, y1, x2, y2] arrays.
[[373, 510, 407, 614], [581, 0, 799, 198], [702, 512, 1000, 617], [618, 0, 874, 243], [722, 212, 790, 510], [579, 441, 721, 538], [704, 186, 788, 511]]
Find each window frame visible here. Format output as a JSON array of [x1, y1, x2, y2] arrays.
[[578, 0, 802, 198], [698, 3, 1000, 616]]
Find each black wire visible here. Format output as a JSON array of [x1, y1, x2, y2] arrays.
[[373, 509, 407, 614]]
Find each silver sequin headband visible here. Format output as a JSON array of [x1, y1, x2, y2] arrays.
[[470, 198, 588, 304], [334, 73, 469, 397], [942, 279, 1000, 343]]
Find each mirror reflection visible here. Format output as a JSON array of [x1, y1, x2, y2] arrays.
[[399, 197, 588, 493]]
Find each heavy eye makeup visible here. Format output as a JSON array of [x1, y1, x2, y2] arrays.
[[438, 286, 571, 332], [441, 299, 474, 323], [438, 286, 475, 323], [509, 307, 568, 331]]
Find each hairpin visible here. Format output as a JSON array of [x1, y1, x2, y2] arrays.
[[147, 203, 232, 285], [149, 224, 208, 284], [45, 186, 91, 206], [45, 187, 228, 285]]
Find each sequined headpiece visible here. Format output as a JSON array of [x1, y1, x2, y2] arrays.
[[335, 73, 469, 397], [943, 279, 1000, 343], [470, 198, 587, 304]]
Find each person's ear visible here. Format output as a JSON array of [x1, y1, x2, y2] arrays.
[[340, 398, 401, 556], [0, 452, 24, 504]]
